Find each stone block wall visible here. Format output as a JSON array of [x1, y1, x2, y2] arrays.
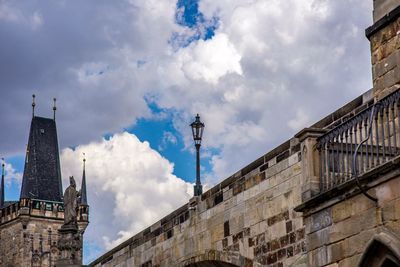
[[0, 216, 63, 266], [91, 139, 308, 267], [373, 0, 400, 22], [368, 4, 400, 100], [0, 200, 65, 267], [302, 171, 400, 267]]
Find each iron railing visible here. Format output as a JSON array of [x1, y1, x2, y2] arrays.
[[317, 90, 400, 192]]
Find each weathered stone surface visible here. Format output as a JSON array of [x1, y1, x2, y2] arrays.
[[90, 138, 306, 267], [373, 0, 400, 22], [371, 16, 400, 100]]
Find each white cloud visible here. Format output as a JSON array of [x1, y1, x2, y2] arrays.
[[0, 2, 43, 30], [159, 131, 178, 151], [178, 33, 243, 84], [3, 162, 22, 188], [288, 108, 312, 131], [31, 11, 43, 30], [60, 132, 192, 251], [0, 3, 19, 22]]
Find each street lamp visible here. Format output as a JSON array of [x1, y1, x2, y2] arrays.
[[190, 114, 205, 197]]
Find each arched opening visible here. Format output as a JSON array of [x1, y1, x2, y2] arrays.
[[359, 236, 400, 267], [181, 250, 253, 267], [185, 261, 239, 267]]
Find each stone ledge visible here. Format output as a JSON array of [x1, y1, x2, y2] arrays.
[[366, 4, 400, 39], [294, 128, 327, 142]]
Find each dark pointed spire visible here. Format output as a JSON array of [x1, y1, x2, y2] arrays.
[[53, 98, 57, 120], [20, 115, 63, 201], [1, 158, 5, 208], [80, 153, 88, 205], [32, 94, 36, 118]]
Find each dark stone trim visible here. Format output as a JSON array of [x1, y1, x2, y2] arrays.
[[294, 155, 400, 213], [366, 5, 400, 40]]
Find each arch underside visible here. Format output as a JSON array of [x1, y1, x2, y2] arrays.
[[360, 243, 400, 267], [185, 261, 239, 267], [359, 232, 400, 267]]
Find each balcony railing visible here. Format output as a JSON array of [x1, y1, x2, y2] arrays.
[[317, 90, 400, 192]]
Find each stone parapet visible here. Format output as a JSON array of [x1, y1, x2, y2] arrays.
[[90, 136, 306, 266]]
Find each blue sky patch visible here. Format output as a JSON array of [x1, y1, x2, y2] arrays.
[[3, 155, 24, 201], [125, 101, 213, 183], [170, 0, 219, 48]]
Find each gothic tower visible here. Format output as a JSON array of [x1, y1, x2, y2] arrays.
[[0, 96, 89, 266]]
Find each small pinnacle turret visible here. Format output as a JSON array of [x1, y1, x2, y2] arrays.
[[80, 153, 88, 205], [0, 158, 4, 208]]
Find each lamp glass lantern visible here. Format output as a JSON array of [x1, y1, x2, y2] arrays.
[[190, 114, 204, 146]]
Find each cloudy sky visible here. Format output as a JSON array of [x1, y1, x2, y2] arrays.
[[0, 0, 373, 263]]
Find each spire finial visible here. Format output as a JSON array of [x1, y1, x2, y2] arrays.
[[32, 94, 36, 118], [80, 153, 88, 205], [53, 98, 57, 120], [1, 158, 5, 208], [1, 158, 4, 177]]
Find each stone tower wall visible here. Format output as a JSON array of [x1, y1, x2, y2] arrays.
[[0, 200, 65, 267], [369, 0, 400, 100]]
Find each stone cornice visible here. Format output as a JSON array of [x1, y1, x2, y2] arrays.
[[366, 5, 400, 40]]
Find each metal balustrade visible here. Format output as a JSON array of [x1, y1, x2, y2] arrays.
[[317, 90, 400, 192]]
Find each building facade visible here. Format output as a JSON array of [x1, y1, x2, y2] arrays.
[[90, 0, 400, 266], [0, 109, 89, 266]]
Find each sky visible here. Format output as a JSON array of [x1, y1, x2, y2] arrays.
[[0, 0, 374, 264]]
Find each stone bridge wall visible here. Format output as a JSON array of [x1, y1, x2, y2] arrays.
[[91, 139, 308, 267], [90, 86, 373, 267]]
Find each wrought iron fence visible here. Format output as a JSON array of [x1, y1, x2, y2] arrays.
[[317, 90, 400, 192]]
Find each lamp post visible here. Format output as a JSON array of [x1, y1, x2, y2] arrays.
[[190, 114, 205, 197]]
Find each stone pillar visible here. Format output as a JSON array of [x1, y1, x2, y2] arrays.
[[295, 128, 327, 201], [367, 0, 400, 100], [55, 224, 82, 267]]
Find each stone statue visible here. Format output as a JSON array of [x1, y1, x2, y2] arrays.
[[63, 176, 80, 226]]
